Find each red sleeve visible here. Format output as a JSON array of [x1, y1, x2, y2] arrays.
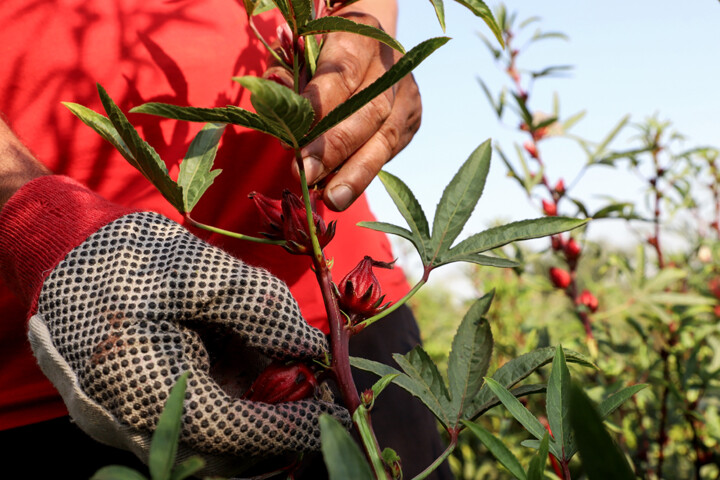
[[0, 175, 134, 311]]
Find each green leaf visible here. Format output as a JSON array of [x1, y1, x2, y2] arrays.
[[233, 76, 314, 145], [62, 102, 135, 161], [569, 384, 635, 480], [94, 84, 185, 213], [430, 140, 492, 261], [320, 415, 374, 480], [169, 457, 205, 480], [301, 37, 449, 146], [461, 421, 527, 480], [483, 377, 548, 443], [394, 346, 451, 412], [177, 123, 225, 213], [546, 346, 572, 461], [531, 65, 573, 79], [289, 0, 312, 29], [447, 293, 494, 419], [129, 103, 282, 140], [477, 77, 504, 117], [349, 356, 452, 428], [356, 221, 420, 249], [526, 433, 550, 480], [469, 384, 547, 419], [91, 466, 149, 480], [242, 0, 275, 15], [450, 217, 588, 257], [376, 171, 431, 261], [300, 17, 405, 53], [646, 292, 715, 306], [149, 372, 189, 480], [454, 0, 504, 47], [598, 384, 648, 419], [436, 253, 520, 269], [429, 0, 446, 31], [371, 373, 400, 399]]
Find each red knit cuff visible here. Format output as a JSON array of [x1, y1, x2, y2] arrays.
[[0, 176, 136, 310]]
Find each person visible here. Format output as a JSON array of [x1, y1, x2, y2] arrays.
[[0, 0, 451, 478]]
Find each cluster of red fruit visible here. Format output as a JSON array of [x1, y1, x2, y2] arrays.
[[548, 235, 598, 313]]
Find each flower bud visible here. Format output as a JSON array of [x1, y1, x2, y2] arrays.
[[337, 256, 392, 319], [550, 235, 565, 252], [564, 238, 582, 261], [360, 389, 374, 408], [542, 199, 557, 217], [549, 267, 571, 289], [281, 190, 336, 255], [709, 277, 720, 299], [555, 178, 566, 195], [276, 24, 305, 68], [523, 140, 539, 159], [244, 362, 318, 403], [576, 289, 598, 313], [249, 192, 284, 239]]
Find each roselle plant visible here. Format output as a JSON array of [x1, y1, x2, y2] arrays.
[[58, 1, 647, 479]]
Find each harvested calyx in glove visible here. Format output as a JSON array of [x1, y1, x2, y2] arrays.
[[244, 362, 319, 403]]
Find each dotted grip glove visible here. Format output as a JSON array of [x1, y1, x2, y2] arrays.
[[0, 176, 349, 473]]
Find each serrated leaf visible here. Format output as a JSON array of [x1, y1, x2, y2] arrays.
[[301, 37, 449, 146], [234, 76, 314, 145], [454, 0, 504, 47], [484, 378, 549, 444], [376, 171, 430, 260], [93, 85, 185, 213], [526, 434, 550, 480], [430, 140, 492, 262], [436, 253, 520, 269], [598, 384, 648, 419], [169, 457, 205, 480], [320, 415, 374, 480], [289, 0, 312, 29], [569, 384, 635, 480], [130, 103, 283, 140], [300, 17, 405, 53], [91, 466, 148, 480], [394, 346, 451, 406], [349, 357, 452, 428], [450, 217, 588, 257], [462, 421, 527, 480], [356, 220, 423, 251], [63, 102, 135, 161], [546, 346, 572, 461], [471, 347, 594, 418], [149, 372, 189, 480], [469, 384, 547, 419], [448, 293, 494, 419], [429, 0, 446, 31], [178, 123, 225, 212]]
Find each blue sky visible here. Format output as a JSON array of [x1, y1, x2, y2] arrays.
[[366, 1, 720, 253]]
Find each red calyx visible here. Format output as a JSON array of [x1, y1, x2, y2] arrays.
[[555, 178, 566, 195], [549, 267, 571, 289], [576, 289, 599, 313], [523, 140, 539, 159], [551, 235, 565, 252], [337, 256, 393, 320], [542, 199, 557, 217], [249, 192, 284, 239], [244, 362, 318, 404], [281, 190, 336, 255]]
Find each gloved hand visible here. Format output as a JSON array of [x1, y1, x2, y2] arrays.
[[0, 176, 349, 473]]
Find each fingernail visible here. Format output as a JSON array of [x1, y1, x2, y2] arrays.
[[328, 184, 353, 211], [303, 156, 323, 184]]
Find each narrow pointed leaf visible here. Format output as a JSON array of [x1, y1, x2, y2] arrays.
[[448, 293, 494, 419], [301, 37, 449, 146], [63, 102, 134, 161], [526, 433, 550, 480], [349, 357, 452, 428], [234, 76, 314, 144], [394, 346, 451, 406], [450, 217, 588, 257], [598, 384, 648, 419], [356, 221, 423, 252], [454, 0, 503, 47], [289, 0, 312, 29], [563, 110, 586, 131], [149, 372, 189, 480], [483, 377, 548, 442], [376, 171, 431, 261], [91, 466, 148, 480], [429, 0, 446, 31], [546, 346, 572, 461], [130, 103, 282, 140], [94, 85, 185, 212], [320, 415, 374, 480], [169, 457, 205, 480], [242, 0, 275, 16], [436, 252, 520, 269], [430, 140, 492, 261], [300, 17, 405, 53], [569, 384, 635, 480], [462, 421, 527, 480], [468, 384, 547, 420], [371, 374, 400, 399], [273, 0, 292, 27], [178, 123, 225, 212]]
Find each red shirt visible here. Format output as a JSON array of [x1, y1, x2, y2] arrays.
[[0, 0, 409, 430]]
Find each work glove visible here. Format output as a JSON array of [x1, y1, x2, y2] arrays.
[[0, 176, 349, 474]]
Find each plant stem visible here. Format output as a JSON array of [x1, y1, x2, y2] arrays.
[[562, 459, 572, 480], [411, 429, 457, 480], [354, 278, 426, 332], [185, 214, 286, 245], [354, 406, 391, 480], [248, 17, 290, 70]]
